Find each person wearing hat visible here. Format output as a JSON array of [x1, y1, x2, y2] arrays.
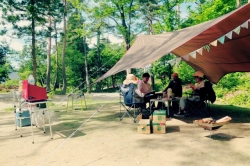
[[163, 72, 182, 97], [123, 74, 144, 98], [174, 71, 205, 117]]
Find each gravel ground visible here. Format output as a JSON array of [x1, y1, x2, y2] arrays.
[[1, 92, 250, 166]]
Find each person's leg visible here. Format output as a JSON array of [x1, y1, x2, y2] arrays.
[[174, 97, 187, 117]]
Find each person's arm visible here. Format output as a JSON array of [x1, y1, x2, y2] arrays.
[[163, 82, 171, 92], [137, 81, 144, 93], [134, 88, 144, 97]]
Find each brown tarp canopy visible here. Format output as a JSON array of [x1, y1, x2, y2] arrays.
[[97, 3, 250, 83]]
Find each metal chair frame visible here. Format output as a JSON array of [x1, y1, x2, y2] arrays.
[[66, 93, 87, 111], [119, 84, 144, 123]]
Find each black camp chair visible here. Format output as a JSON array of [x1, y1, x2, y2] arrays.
[[186, 81, 216, 117], [119, 83, 144, 123]]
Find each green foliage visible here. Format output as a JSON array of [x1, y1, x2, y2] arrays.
[[214, 72, 250, 107], [0, 43, 10, 82], [4, 79, 19, 87], [174, 62, 195, 84], [227, 92, 250, 107]]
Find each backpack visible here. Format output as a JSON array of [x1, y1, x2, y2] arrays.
[[205, 81, 216, 103]]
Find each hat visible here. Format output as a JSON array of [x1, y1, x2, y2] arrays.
[[192, 71, 204, 78], [123, 74, 138, 85], [172, 73, 178, 77]]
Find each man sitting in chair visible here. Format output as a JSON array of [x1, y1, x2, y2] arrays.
[[163, 72, 182, 98], [174, 71, 205, 117], [138, 73, 157, 109], [157, 72, 182, 110]]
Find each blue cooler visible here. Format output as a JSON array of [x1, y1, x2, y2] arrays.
[[16, 110, 31, 127]]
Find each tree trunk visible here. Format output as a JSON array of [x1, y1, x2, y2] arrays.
[[236, 0, 240, 8], [31, 0, 37, 84], [96, 29, 102, 92], [53, 21, 59, 91], [83, 36, 90, 93], [46, 14, 52, 92], [176, 4, 180, 29], [61, 0, 67, 94]]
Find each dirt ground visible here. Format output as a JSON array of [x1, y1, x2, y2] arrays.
[[1, 93, 250, 166]]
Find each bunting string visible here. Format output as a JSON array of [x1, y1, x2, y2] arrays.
[[181, 19, 249, 61]]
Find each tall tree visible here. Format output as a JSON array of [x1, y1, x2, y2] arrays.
[[61, 0, 67, 94], [1, 0, 43, 83], [97, 0, 140, 74], [53, 20, 60, 91], [0, 0, 62, 84], [46, 3, 52, 92], [0, 43, 10, 82]]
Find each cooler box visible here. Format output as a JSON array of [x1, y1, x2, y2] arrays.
[[22, 80, 48, 102], [16, 110, 31, 127], [153, 110, 166, 123]]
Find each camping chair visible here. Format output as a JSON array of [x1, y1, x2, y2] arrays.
[[186, 81, 216, 117], [119, 83, 144, 123], [66, 92, 87, 112]]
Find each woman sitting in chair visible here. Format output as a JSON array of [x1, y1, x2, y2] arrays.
[[122, 74, 144, 103], [174, 71, 205, 117]]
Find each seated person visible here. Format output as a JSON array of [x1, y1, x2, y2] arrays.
[[122, 74, 144, 104], [163, 72, 182, 98], [157, 72, 182, 110], [174, 71, 205, 117], [138, 72, 157, 108]]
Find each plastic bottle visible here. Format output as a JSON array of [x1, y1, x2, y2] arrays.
[[167, 88, 172, 99], [28, 74, 35, 85]]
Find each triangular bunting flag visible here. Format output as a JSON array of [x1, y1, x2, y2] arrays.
[[176, 58, 181, 63], [241, 21, 248, 29], [168, 59, 175, 66], [210, 40, 218, 47], [182, 54, 189, 61], [226, 31, 232, 39], [218, 36, 225, 44], [176, 58, 181, 66], [203, 44, 210, 52], [189, 51, 196, 59], [197, 48, 203, 55], [233, 26, 241, 35]]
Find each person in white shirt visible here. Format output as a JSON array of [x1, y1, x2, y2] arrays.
[[138, 73, 157, 109], [138, 73, 152, 95]]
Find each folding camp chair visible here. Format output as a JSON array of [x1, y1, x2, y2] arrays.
[[66, 92, 87, 111], [119, 83, 145, 123], [186, 81, 216, 117]]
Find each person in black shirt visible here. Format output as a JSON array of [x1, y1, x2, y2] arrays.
[[163, 72, 182, 97], [156, 72, 182, 111]]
